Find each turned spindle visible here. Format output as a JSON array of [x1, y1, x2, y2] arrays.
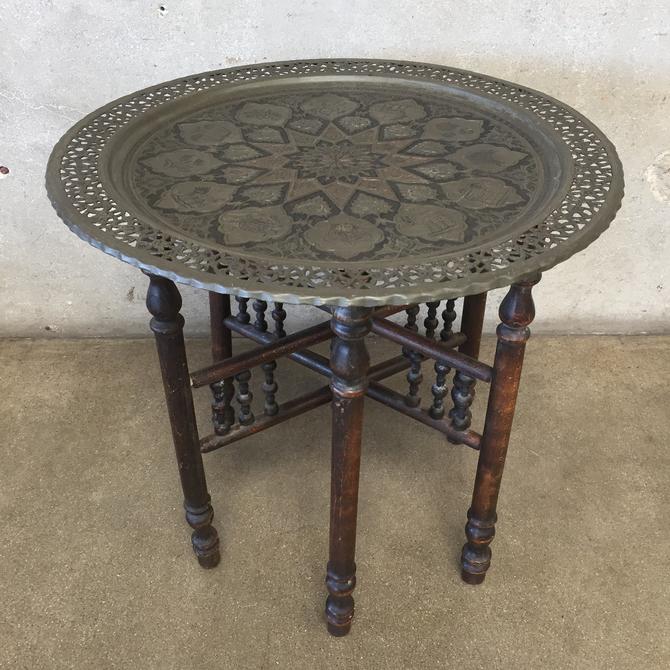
[[440, 299, 457, 341], [235, 369, 254, 426], [424, 301, 440, 338], [430, 298, 458, 421], [253, 299, 268, 332], [236, 297, 250, 324], [461, 276, 539, 585], [262, 360, 279, 416], [429, 359, 451, 420], [272, 302, 287, 338], [449, 372, 476, 430], [449, 293, 487, 437], [146, 273, 220, 568], [403, 305, 422, 408]]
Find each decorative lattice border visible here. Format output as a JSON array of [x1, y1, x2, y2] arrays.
[[46, 59, 624, 306]]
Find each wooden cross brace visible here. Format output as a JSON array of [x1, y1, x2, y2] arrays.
[[192, 301, 492, 454]]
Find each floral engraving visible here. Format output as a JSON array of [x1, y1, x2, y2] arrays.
[[447, 144, 526, 172], [402, 140, 449, 157], [156, 181, 236, 212], [134, 89, 536, 262], [234, 183, 288, 207], [141, 149, 223, 177], [178, 120, 241, 146], [301, 93, 360, 119], [347, 191, 399, 220], [304, 214, 384, 259], [421, 117, 484, 142], [235, 102, 292, 127], [284, 191, 338, 220], [219, 165, 267, 184], [334, 115, 374, 135], [369, 99, 427, 124], [395, 204, 467, 243], [219, 144, 267, 162], [243, 127, 288, 144], [406, 161, 457, 182], [391, 182, 440, 203], [218, 208, 291, 245], [442, 177, 523, 209]]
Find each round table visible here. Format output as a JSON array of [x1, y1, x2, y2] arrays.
[[46, 59, 624, 636]]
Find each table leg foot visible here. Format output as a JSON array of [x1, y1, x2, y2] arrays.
[[460, 511, 494, 584], [461, 570, 487, 585], [325, 563, 355, 636], [186, 501, 221, 568]]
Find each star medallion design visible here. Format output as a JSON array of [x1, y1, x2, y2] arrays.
[[134, 91, 535, 262], [283, 140, 384, 185]]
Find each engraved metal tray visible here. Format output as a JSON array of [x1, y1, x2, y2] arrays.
[[46, 60, 624, 306]]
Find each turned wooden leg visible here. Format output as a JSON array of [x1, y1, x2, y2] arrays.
[[325, 306, 372, 636], [209, 292, 235, 435], [146, 274, 220, 568], [461, 276, 539, 584], [449, 292, 487, 437]]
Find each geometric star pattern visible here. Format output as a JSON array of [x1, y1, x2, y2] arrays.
[[133, 88, 538, 262]]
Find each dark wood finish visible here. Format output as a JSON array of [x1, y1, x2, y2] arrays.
[[424, 301, 440, 338], [429, 359, 450, 420], [235, 296, 250, 323], [430, 299, 457, 421], [209, 292, 235, 435], [370, 317, 488, 381], [146, 274, 220, 568], [449, 372, 476, 431], [367, 354, 411, 382], [325, 306, 372, 636], [403, 305, 423, 408], [449, 293, 488, 436], [262, 360, 279, 416], [201, 385, 333, 452], [367, 381, 481, 450], [253, 299, 268, 332], [223, 315, 333, 376], [235, 369, 254, 426], [201, 355, 410, 453], [404, 303, 419, 331], [221, 307, 412, 383], [461, 277, 539, 584], [440, 299, 457, 342], [191, 320, 332, 388], [459, 293, 488, 359], [272, 302, 287, 338]]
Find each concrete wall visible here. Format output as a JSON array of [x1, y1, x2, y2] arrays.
[[1, 1, 668, 337]]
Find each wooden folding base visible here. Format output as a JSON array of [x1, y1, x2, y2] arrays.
[[146, 272, 541, 636]]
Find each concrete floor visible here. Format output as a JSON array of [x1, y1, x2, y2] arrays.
[[0, 336, 668, 669]]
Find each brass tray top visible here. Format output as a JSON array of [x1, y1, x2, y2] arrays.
[[46, 59, 623, 306]]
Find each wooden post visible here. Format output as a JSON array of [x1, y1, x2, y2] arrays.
[[147, 274, 220, 568], [325, 306, 372, 636], [461, 276, 539, 584], [209, 292, 235, 435]]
